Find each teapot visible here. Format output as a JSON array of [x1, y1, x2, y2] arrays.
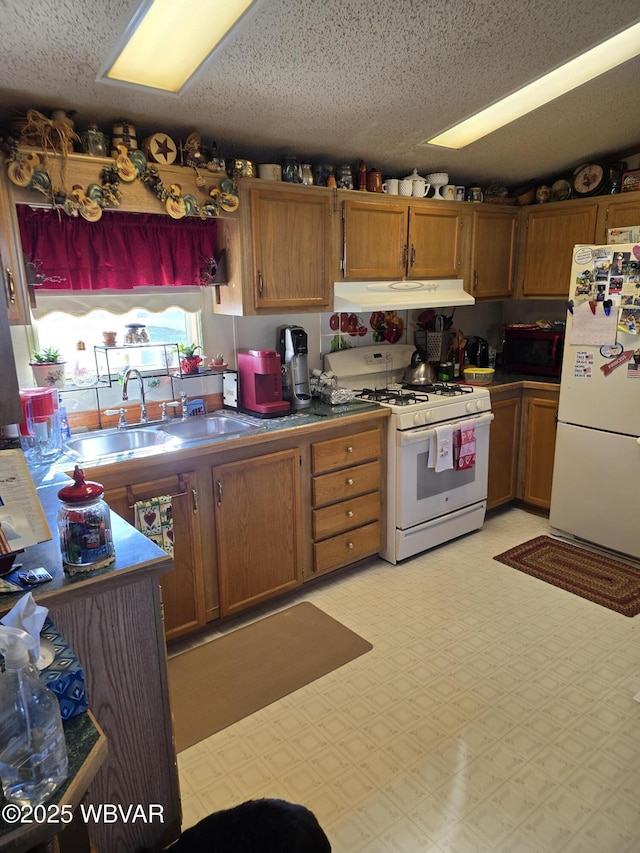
[[403, 168, 430, 198], [403, 349, 436, 386]]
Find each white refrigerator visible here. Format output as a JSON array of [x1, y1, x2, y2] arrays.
[[550, 242, 640, 560]]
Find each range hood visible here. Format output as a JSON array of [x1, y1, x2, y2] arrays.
[[333, 279, 475, 311]]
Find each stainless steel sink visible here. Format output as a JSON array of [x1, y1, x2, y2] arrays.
[[64, 428, 178, 462], [160, 413, 264, 441]]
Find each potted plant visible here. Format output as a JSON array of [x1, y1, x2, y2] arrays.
[[178, 343, 203, 375], [212, 352, 225, 366], [30, 347, 66, 389]]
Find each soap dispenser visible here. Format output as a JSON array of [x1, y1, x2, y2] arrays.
[[0, 626, 68, 806]]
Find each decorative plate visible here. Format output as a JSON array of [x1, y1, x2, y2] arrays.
[[550, 179, 571, 202], [572, 163, 606, 197]]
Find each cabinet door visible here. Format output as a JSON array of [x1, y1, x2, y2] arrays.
[[0, 169, 29, 324], [470, 208, 517, 299], [522, 205, 597, 297], [0, 262, 21, 427], [250, 187, 332, 309], [213, 448, 301, 616], [409, 206, 465, 278], [600, 198, 640, 240], [343, 199, 407, 279], [487, 394, 521, 509], [520, 393, 558, 510], [105, 472, 205, 641]]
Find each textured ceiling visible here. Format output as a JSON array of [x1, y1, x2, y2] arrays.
[[1, 0, 639, 187]]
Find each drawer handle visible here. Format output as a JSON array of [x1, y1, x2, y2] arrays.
[[347, 542, 354, 549], [346, 478, 354, 485], [347, 510, 354, 518], [346, 445, 353, 453]]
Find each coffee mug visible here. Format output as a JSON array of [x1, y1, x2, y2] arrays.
[[258, 163, 282, 181], [412, 180, 431, 198], [382, 178, 399, 195], [399, 179, 413, 196], [467, 186, 483, 203], [366, 170, 382, 192], [442, 184, 456, 201]]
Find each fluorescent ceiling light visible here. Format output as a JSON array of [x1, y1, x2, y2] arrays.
[[424, 21, 640, 149], [102, 0, 256, 93]]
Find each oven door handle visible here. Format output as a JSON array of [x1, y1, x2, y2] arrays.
[[397, 411, 494, 446]]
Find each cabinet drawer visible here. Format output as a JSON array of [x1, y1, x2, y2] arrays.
[[314, 522, 381, 574], [312, 429, 380, 474], [313, 461, 381, 508], [313, 491, 380, 540]]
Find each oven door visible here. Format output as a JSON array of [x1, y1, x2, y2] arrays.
[[396, 412, 493, 529]]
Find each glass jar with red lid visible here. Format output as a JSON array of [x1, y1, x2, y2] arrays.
[[57, 466, 115, 568]]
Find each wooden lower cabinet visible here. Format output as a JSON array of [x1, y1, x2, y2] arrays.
[[310, 427, 384, 576], [487, 383, 559, 513], [487, 388, 521, 510], [519, 389, 559, 510], [213, 448, 302, 616], [102, 470, 206, 641]]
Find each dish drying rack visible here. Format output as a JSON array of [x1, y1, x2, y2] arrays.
[[310, 373, 355, 405]]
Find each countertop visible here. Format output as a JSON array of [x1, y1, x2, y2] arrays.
[[0, 464, 172, 616]]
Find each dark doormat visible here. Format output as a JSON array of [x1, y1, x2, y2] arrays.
[[168, 602, 373, 751], [494, 535, 640, 617]]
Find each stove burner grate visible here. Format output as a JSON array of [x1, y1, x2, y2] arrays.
[[402, 381, 473, 396], [355, 387, 427, 406]]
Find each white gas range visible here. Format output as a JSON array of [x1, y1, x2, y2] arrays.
[[324, 344, 494, 564]]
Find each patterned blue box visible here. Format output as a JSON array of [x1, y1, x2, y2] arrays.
[[39, 617, 89, 720]]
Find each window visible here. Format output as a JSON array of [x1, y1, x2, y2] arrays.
[[32, 289, 203, 378]]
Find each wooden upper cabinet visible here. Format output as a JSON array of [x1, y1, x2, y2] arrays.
[[0, 168, 29, 325], [521, 203, 598, 297], [408, 207, 465, 278], [342, 197, 467, 280], [469, 207, 518, 299], [343, 200, 407, 278], [597, 194, 640, 242], [249, 185, 334, 311]]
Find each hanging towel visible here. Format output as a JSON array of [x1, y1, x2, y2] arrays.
[[134, 495, 174, 557], [434, 424, 454, 472], [455, 419, 477, 471], [427, 432, 436, 468]]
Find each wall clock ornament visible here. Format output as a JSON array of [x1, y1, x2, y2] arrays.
[[571, 163, 606, 197]]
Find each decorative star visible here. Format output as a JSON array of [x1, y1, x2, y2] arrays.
[[153, 136, 175, 161]]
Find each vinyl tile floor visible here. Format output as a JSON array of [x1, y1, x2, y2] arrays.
[[172, 508, 640, 852]]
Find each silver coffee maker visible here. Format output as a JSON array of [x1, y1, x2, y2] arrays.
[[277, 325, 312, 410]]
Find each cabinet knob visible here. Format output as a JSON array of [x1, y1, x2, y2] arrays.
[[257, 271, 264, 297], [347, 510, 354, 518], [346, 445, 353, 453], [347, 542, 354, 549], [346, 478, 354, 485]]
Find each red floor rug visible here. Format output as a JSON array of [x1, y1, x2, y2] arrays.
[[494, 535, 640, 617]]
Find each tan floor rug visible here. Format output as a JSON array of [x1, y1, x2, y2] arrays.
[[168, 602, 373, 752], [494, 535, 640, 617]]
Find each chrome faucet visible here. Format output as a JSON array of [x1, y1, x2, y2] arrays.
[[121, 367, 148, 423]]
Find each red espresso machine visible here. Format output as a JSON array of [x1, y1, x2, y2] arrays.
[[237, 349, 290, 417]]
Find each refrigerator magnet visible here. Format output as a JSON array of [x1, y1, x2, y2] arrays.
[[600, 343, 623, 358]]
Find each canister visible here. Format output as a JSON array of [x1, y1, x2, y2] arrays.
[[57, 466, 115, 568], [438, 362, 454, 381]]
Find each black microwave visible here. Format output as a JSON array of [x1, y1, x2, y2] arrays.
[[502, 325, 565, 377]]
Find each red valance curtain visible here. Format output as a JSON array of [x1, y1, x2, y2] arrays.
[[17, 207, 218, 290]]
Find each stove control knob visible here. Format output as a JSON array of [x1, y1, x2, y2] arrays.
[[476, 400, 484, 411], [413, 412, 422, 426], [424, 410, 432, 422]]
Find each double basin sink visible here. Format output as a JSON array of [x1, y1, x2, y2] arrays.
[[64, 412, 266, 464]]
